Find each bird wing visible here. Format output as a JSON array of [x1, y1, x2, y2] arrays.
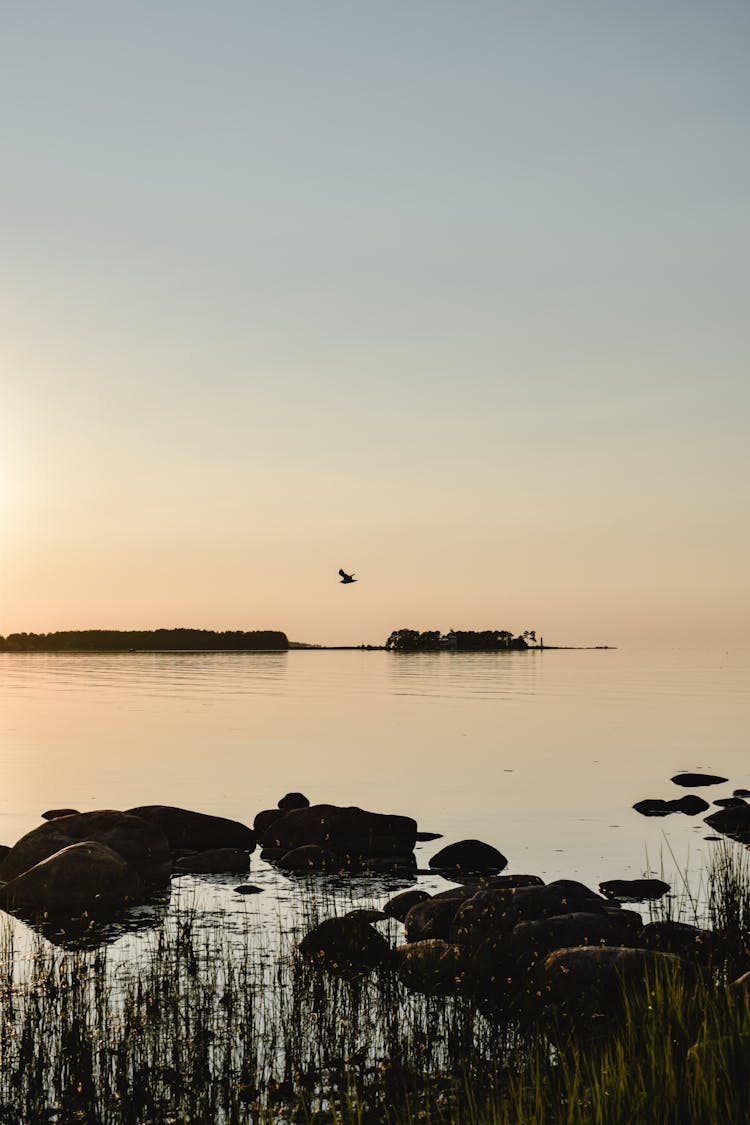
[[338, 568, 347, 578]]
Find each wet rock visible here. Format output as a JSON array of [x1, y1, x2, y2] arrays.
[[536, 945, 697, 1039], [633, 795, 709, 817], [395, 940, 472, 994], [510, 911, 637, 971], [278, 792, 310, 810], [127, 805, 256, 853], [428, 839, 507, 876], [0, 810, 171, 885], [704, 805, 750, 843], [254, 809, 286, 842], [345, 908, 387, 922], [599, 878, 670, 902], [671, 772, 728, 787], [404, 887, 474, 942], [0, 841, 145, 913], [713, 797, 746, 808], [299, 915, 392, 976], [265, 804, 417, 861], [172, 848, 251, 874], [451, 880, 610, 949], [383, 888, 431, 922], [234, 884, 263, 894], [41, 808, 79, 821], [279, 844, 339, 872], [638, 920, 717, 961]]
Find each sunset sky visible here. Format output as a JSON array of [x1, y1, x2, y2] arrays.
[[2, 2, 748, 647]]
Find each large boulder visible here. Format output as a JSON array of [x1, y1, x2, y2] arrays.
[[127, 806, 255, 852], [451, 880, 611, 949], [429, 839, 507, 876], [394, 940, 472, 995], [0, 811, 171, 885], [0, 841, 145, 913], [298, 915, 392, 977], [384, 888, 432, 922], [264, 804, 417, 861], [510, 911, 637, 972], [536, 945, 698, 1038], [404, 887, 475, 942], [254, 809, 286, 843]]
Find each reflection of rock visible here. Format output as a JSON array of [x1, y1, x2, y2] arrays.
[[0, 811, 171, 885], [671, 772, 728, 787], [5, 886, 172, 950], [0, 841, 144, 912], [299, 915, 392, 976], [172, 848, 251, 874], [429, 839, 507, 876], [633, 796, 709, 817], [128, 805, 255, 853], [599, 878, 670, 902], [280, 845, 339, 872]]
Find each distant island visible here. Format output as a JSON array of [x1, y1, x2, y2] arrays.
[[384, 629, 536, 652], [0, 629, 289, 652]]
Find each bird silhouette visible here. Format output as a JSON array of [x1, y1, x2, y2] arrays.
[[339, 569, 357, 584]]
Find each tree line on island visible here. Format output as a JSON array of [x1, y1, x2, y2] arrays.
[[385, 628, 537, 651], [0, 629, 289, 652]]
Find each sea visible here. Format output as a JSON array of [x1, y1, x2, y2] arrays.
[[0, 645, 748, 936]]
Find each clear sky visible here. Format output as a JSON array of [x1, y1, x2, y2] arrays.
[[1, 2, 748, 647]]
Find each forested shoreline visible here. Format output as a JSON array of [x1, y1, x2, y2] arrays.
[[0, 629, 289, 652]]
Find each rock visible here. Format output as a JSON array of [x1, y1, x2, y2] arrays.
[[383, 888, 431, 922], [234, 884, 263, 894], [298, 916, 392, 976], [264, 804, 418, 860], [0, 845, 9, 864], [428, 839, 507, 876], [511, 911, 637, 967], [671, 772, 728, 787], [704, 805, 750, 843], [734, 789, 750, 798], [451, 880, 610, 950], [254, 809, 286, 842], [599, 878, 670, 902], [395, 940, 472, 994], [41, 808, 79, 821], [479, 874, 545, 890], [713, 797, 746, 808], [127, 806, 255, 852], [0, 810, 171, 885], [404, 888, 474, 942], [633, 796, 709, 817], [0, 841, 145, 913], [172, 848, 251, 874], [415, 831, 442, 842], [279, 845, 339, 872], [638, 920, 717, 961], [345, 908, 387, 922], [537, 945, 697, 1038], [278, 792, 310, 810]]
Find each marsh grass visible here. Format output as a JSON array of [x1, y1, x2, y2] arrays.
[[0, 844, 749, 1122]]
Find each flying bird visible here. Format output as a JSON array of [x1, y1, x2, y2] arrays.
[[339, 569, 357, 584]]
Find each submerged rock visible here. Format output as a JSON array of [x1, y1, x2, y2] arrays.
[[633, 796, 709, 817], [234, 884, 263, 894], [671, 772, 728, 787], [0, 841, 144, 913], [599, 878, 670, 902]]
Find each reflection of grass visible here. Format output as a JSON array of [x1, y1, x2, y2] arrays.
[[0, 846, 749, 1122]]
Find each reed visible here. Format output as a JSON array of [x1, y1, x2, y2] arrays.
[[0, 844, 748, 1122]]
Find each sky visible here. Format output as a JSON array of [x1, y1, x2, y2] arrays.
[[1, 1, 748, 647]]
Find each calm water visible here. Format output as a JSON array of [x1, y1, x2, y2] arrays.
[[0, 647, 748, 915]]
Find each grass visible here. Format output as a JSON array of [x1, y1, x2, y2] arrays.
[[0, 843, 749, 1122]]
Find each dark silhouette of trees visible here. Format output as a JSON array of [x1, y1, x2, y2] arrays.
[[385, 629, 530, 652], [0, 629, 289, 652]]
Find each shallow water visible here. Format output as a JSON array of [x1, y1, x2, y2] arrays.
[[1, 646, 748, 932]]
